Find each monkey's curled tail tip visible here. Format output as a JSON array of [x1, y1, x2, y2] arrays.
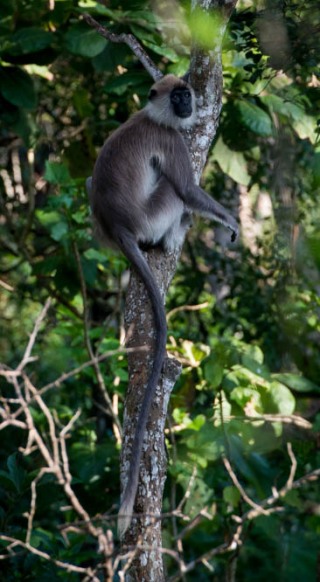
[[117, 498, 135, 539]]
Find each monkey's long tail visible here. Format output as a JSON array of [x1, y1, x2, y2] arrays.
[[116, 230, 167, 539]]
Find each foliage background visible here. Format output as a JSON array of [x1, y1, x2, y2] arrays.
[[0, 0, 319, 580]]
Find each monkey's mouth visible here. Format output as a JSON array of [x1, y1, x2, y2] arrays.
[[178, 110, 192, 118]]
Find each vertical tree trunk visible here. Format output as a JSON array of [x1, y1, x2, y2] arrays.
[[120, 1, 238, 579], [121, 248, 182, 580]]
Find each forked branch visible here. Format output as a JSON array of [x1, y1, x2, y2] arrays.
[[83, 13, 162, 81]]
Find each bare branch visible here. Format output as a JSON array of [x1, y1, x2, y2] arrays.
[[285, 442, 297, 490], [73, 240, 122, 441], [83, 13, 162, 81], [26, 468, 53, 544], [0, 535, 96, 576], [17, 298, 51, 371], [222, 455, 269, 515], [166, 301, 209, 321], [176, 466, 198, 513]]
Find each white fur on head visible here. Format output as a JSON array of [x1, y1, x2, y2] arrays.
[[145, 74, 196, 130]]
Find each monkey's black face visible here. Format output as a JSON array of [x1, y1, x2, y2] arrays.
[[170, 87, 193, 118]]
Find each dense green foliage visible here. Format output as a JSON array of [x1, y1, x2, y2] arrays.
[[0, 0, 319, 580]]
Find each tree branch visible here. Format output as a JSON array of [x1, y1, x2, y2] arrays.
[[83, 13, 162, 81]]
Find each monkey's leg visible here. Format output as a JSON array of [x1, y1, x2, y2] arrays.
[[162, 210, 193, 253], [138, 177, 185, 251]]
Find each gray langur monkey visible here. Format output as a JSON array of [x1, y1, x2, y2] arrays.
[[86, 74, 238, 537]]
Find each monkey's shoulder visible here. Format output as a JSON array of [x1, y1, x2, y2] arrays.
[[106, 110, 186, 149]]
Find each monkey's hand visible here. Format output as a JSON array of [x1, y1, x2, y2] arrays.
[[230, 225, 238, 243]]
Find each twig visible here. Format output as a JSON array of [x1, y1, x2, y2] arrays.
[[83, 13, 162, 81], [0, 535, 95, 575], [222, 456, 269, 515], [6, 373, 112, 562], [176, 466, 197, 513], [59, 409, 82, 486], [175, 507, 212, 541], [0, 278, 14, 291], [285, 442, 297, 490], [26, 468, 53, 544], [240, 466, 320, 523], [167, 301, 209, 321], [17, 298, 51, 371], [72, 240, 122, 442], [169, 454, 320, 581]]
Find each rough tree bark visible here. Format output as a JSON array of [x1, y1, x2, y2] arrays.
[[121, 2, 238, 580], [86, 1, 238, 579]]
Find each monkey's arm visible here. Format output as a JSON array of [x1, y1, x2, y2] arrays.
[[160, 138, 238, 242], [183, 185, 238, 242]]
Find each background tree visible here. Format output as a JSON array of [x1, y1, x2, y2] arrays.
[[0, 1, 319, 580]]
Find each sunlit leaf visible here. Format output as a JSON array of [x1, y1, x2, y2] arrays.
[[263, 382, 296, 415], [186, 8, 223, 49], [272, 374, 320, 394], [212, 137, 251, 186], [203, 355, 224, 389], [237, 100, 273, 136], [292, 114, 318, 143]]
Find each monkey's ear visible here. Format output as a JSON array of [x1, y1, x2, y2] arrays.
[[180, 71, 191, 83], [148, 89, 157, 100]]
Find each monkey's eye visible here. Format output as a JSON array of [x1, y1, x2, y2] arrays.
[[185, 91, 191, 98], [148, 89, 157, 100], [171, 93, 181, 104]]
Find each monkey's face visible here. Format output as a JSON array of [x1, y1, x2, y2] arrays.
[[170, 87, 193, 119], [146, 75, 196, 129]]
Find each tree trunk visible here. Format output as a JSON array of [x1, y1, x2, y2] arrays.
[[121, 248, 182, 581], [120, 1, 238, 579]]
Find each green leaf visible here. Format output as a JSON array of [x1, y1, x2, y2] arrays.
[[292, 114, 317, 143], [0, 66, 36, 109], [237, 100, 273, 137], [188, 414, 206, 431], [272, 373, 320, 394], [7, 453, 25, 493], [213, 390, 232, 424], [84, 248, 108, 262], [187, 9, 223, 50], [242, 345, 264, 365], [260, 94, 303, 120], [73, 87, 94, 118], [212, 137, 250, 186], [142, 41, 179, 62], [230, 387, 263, 413], [50, 221, 69, 242], [203, 355, 224, 389], [223, 485, 241, 507], [104, 71, 149, 96], [64, 24, 107, 58], [11, 27, 54, 54], [186, 423, 223, 465], [45, 161, 71, 185], [263, 382, 296, 415], [241, 345, 270, 378]]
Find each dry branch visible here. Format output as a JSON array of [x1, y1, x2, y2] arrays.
[[83, 13, 162, 81]]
